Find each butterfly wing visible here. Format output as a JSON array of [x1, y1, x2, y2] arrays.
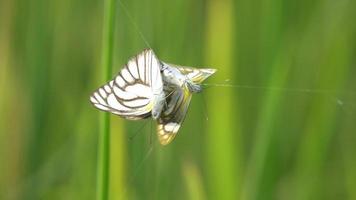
[[170, 65, 216, 84], [157, 87, 192, 145], [90, 49, 163, 120], [156, 65, 216, 145]]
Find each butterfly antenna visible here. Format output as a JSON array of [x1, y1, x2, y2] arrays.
[[163, 88, 176, 108], [202, 78, 230, 90], [165, 89, 175, 99], [201, 83, 215, 90]]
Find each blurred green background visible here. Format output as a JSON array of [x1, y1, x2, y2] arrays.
[[1, 0, 356, 199]]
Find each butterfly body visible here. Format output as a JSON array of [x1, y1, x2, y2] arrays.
[[151, 91, 165, 119], [161, 62, 203, 93]]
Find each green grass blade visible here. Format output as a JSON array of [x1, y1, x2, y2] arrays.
[[205, 0, 241, 199], [97, 0, 117, 199]]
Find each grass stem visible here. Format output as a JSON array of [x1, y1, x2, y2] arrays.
[[97, 0, 116, 199]]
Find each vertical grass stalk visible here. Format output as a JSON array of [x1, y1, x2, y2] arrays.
[[97, 0, 116, 199], [205, 0, 240, 199]]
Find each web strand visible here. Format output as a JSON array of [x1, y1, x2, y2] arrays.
[[118, 0, 152, 49], [114, 1, 356, 196], [120, 144, 155, 199], [202, 82, 356, 112], [128, 120, 150, 141], [202, 83, 356, 96]]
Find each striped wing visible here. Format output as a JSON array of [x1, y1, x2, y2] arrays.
[[157, 87, 192, 145], [174, 66, 216, 84], [157, 66, 216, 145], [90, 49, 163, 120]]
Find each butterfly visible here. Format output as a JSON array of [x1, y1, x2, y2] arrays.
[[90, 49, 216, 145], [157, 63, 216, 145], [90, 49, 165, 120]]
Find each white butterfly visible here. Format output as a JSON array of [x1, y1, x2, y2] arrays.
[[90, 49, 165, 120], [157, 63, 216, 145], [90, 49, 216, 145]]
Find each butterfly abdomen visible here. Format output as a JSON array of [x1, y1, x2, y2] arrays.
[[152, 92, 165, 119]]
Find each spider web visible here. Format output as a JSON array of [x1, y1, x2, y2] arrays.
[[114, 0, 356, 198]]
